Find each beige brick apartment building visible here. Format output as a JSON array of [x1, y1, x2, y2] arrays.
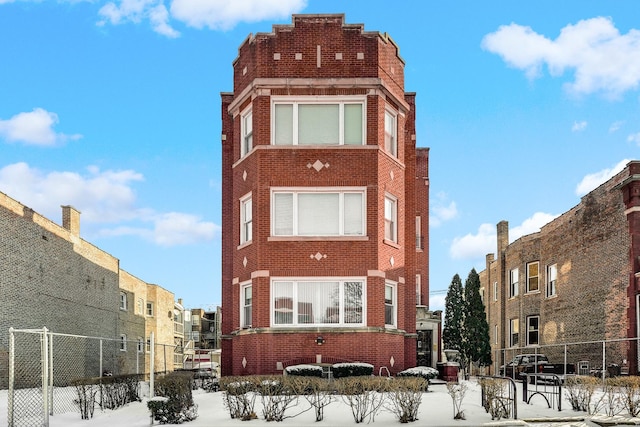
[[0, 190, 178, 386], [480, 160, 640, 375], [221, 14, 434, 376]]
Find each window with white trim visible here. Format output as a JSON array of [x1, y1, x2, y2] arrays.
[[546, 264, 557, 297], [527, 315, 539, 346], [272, 97, 364, 146], [527, 261, 539, 293], [415, 216, 422, 249], [240, 194, 252, 244], [119, 292, 127, 311], [493, 281, 498, 302], [384, 195, 397, 243], [509, 268, 519, 298], [241, 283, 252, 328], [272, 189, 365, 237], [137, 337, 144, 353], [137, 297, 144, 315], [241, 108, 253, 157], [146, 339, 151, 353], [416, 274, 422, 305], [120, 335, 127, 352], [494, 324, 498, 344], [146, 301, 154, 317], [384, 109, 397, 156], [509, 318, 519, 347], [385, 282, 396, 327], [271, 279, 364, 327]]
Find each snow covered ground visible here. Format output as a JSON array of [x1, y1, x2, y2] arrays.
[[0, 378, 632, 426]]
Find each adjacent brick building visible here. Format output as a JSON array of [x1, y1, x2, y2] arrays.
[[480, 160, 640, 374], [220, 14, 431, 376]]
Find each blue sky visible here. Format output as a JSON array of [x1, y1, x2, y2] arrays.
[[1, 0, 639, 312]]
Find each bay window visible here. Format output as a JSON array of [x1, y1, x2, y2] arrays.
[[273, 98, 364, 146], [272, 188, 365, 237], [384, 195, 397, 243], [385, 282, 396, 327], [241, 108, 253, 157], [241, 283, 252, 328], [384, 109, 397, 156], [271, 279, 364, 327], [240, 194, 252, 244]]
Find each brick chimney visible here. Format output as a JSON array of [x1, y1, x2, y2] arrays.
[[61, 205, 81, 236]]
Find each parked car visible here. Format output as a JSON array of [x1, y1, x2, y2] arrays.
[[499, 354, 550, 380], [194, 368, 215, 380]]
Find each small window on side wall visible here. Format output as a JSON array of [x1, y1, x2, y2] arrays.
[[384, 109, 397, 157], [241, 109, 253, 157], [546, 264, 557, 297]]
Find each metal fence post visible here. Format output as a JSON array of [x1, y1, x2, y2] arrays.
[[602, 341, 606, 384], [150, 331, 155, 398], [49, 331, 54, 416], [8, 327, 15, 427], [42, 327, 49, 426]]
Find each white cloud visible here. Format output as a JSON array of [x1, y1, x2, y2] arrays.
[[609, 120, 624, 133], [0, 162, 218, 246], [97, 0, 306, 36], [450, 213, 557, 260], [0, 108, 82, 146], [628, 132, 640, 145], [571, 121, 587, 132], [430, 192, 458, 227], [170, 0, 306, 31], [575, 159, 629, 196], [482, 17, 640, 98]]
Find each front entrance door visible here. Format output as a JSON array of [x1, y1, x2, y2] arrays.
[[417, 330, 432, 367]]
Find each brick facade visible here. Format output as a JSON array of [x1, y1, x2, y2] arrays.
[[221, 14, 430, 376], [481, 160, 640, 374]]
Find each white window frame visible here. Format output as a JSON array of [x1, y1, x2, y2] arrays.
[[416, 274, 422, 306], [546, 264, 557, 298], [494, 324, 498, 345], [527, 315, 540, 346], [509, 268, 519, 298], [137, 337, 144, 353], [271, 96, 366, 146], [385, 281, 397, 328], [146, 338, 151, 353], [119, 292, 127, 311], [240, 193, 253, 245], [527, 261, 540, 293], [241, 107, 253, 157], [415, 216, 422, 250], [146, 301, 154, 317], [384, 108, 397, 157], [271, 187, 366, 237], [493, 281, 498, 302], [120, 335, 127, 352], [270, 278, 366, 328], [384, 194, 398, 243], [241, 282, 252, 328], [137, 297, 144, 315], [509, 318, 519, 347]]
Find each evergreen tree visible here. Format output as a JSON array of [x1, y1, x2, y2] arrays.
[[463, 268, 492, 367], [442, 274, 465, 355]]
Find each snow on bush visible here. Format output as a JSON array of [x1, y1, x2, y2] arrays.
[[284, 364, 323, 377]]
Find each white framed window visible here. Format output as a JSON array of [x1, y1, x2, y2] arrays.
[[493, 281, 498, 302], [241, 283, 252, 328], [271, 279, 364, 327], [240, 194, 253, 244], [137, 297, 144, 315], [385, 282, 396, 327], [527, 261, 539, 293], [119, 292, 127, 311], [416, 274, 422, 305], [415, 216, 422, 249], [509, 268, 519, 298], [272, 97, 364, 146], [146, 339, 151, 353], [527, 315, 539, 346], [384, 109, 397, 157], [137, 337, 144, 353], [120, 335, 127, 352], [271, 188, 365, 237], [509, 318, 519, 347], [384, 195, 397, 243], [494, 324, 498, 345], [146, 301, 154, 317], [546, 264, 557, 297], [241, 108, 253, 157]]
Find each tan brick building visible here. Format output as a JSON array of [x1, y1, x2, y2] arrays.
[[480, 160, 640, 374], [221, 14, 432, 376]]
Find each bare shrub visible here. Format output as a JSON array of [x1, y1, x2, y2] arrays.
[[220, 376, 259, 420], [385, 377, 426, 423], [446, 381, 468, 420], [258, 376, 310, 422], [478, 377, 510, 420], [614, 376, 640, 417], [593, 378, 623, 417], [564, 375, 598, 413], [72, 378, 99, 420], [336, 376, 388, 423], [300, 377, 336, 421]]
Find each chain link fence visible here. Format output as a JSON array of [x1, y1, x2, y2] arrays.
[[6, 327, 176, 427]]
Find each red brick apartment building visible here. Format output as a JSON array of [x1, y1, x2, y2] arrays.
[[480, 160, 640, 375], [220, 14, 432, 376]]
